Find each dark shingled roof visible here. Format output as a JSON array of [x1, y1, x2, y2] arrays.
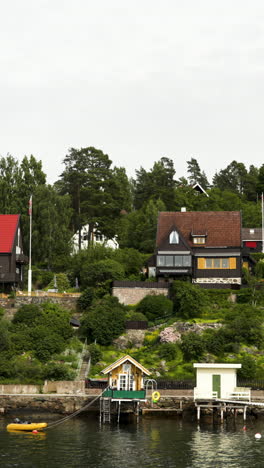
[[242, 228, 262, 241], [156, 211, 242, 248]]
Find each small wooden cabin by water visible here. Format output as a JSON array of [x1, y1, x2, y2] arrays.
[[101, 354, 151, 400], [100, 355, 151, 423]]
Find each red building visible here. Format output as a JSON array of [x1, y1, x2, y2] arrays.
[[0, 215, 27, 291]]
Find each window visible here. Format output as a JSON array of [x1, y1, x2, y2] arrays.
[[123, 363, 131, 373], [165, 256, 174, 266], [157, 255, 191, 267], [204, 258, 230, 269], [193, 237, 205, 244], [169, 230, 179, 244]]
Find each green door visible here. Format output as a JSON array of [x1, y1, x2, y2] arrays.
[[212, 375, 221, 398]]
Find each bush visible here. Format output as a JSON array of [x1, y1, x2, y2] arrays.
[[136, 295, 173, 321], [238, 355, 257, 380], [203, 329, 226, 356], [42, 362, 75, 380], [180, 332, 206, 360], [223, 305, 264, 347], [171, 281, 208, 319], [80, 259, 125, 290], [80, 296, 126, 345], [46, 273, 70, 292], [88, 344, 102, 365], [255, 260, 264, 279], [13, 304, 43, 326], [77, 288, 94, 311], [159, 343, 177, 361], [126, 312, 147, 322]]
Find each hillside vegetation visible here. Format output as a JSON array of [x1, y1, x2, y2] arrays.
[[84, 283, 264, 381]]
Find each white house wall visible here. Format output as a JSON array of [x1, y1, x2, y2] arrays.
[[195, 368, 237, 399]]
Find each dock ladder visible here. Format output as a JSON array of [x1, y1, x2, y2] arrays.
[[100, 397, 112, 423]]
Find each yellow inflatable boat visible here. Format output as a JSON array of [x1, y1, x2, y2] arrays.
[[7, 422, 47, 431]]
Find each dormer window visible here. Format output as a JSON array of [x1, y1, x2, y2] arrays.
[[169, 230, 179, 244], [191, 232, 207, 245], [193, 237, 206, 244]]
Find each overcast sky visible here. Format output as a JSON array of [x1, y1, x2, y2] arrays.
[[1, 0, 264, 184]]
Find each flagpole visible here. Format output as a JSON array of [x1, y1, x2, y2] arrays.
[[28, 195, 32, 296]]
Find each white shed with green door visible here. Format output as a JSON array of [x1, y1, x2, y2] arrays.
[[193, 363, 242, 400]]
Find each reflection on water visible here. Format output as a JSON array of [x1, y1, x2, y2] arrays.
[[1, 413, 264, 467]]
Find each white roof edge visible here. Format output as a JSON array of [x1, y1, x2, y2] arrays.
[[193, 363, 241, 369]]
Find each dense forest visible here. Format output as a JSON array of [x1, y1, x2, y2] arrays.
[[0, 149, 263, 288]]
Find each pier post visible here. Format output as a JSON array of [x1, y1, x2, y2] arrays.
[[197, 406, 200, 422], [220, 407, 224, 424], [243, 406, 247, 422]]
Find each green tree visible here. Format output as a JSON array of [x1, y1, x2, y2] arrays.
[[79, 258, 125, 291], [187, 157, 209, 188], [213, 161, 248, 195], [59, 147, 129, 249], [136, 295, 173, 321], [80, 297, 125, 345], [133, 157, 176, 210], [170, 281, 208, 319], [180, 332, 205, 360]]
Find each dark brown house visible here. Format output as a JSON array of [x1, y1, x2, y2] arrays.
[[0, 215, 27, 291], [148, 210, 242, 289]]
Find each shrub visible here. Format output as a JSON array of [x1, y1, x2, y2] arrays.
[[43, 362, 75, 380], [171, 281, 208, 319], [77, 288, 94, 311], [238, 355, 257, 380], [223, 305, 264, 347], [80, 259, 125, 290], [13, 304, 43, 326], [136, 295, 173, 321], [46, 273, 70, 292], [180, 332, 206, 360], [88, 344, 102, 365], [80, 296, 126, 345], [159, 343, 177, 361], [126, 312, 147, 322]]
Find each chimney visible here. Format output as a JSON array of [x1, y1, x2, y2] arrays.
[[181, 207, 186, 212]]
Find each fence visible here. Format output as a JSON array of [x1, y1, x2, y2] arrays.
[[125, 321, 148, 330], [237, 379, 264, 390], [156, 380, 196, 390]]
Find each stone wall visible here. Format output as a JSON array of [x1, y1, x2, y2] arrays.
[[43, 380, 85, 394], [112, 287, 169, 305], [1, 295, 79, 320], [0, 384, 41, 394], [0, 381, 85, 395]]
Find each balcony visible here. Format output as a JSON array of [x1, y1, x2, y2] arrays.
[[102, 389, 146, 399]]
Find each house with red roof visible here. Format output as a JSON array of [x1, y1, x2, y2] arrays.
[[0, 215, 27, 291], [148, 210, 242, 288]]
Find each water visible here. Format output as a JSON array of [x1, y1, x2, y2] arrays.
[[1, 413, 264, 468]]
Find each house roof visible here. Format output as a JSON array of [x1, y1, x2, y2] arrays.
[[194, 363, 241, 369], [101, 355, 151, 376], [156, 211, 242, 248], [242, 228, 262, 241], [0, 215, 20, 253]]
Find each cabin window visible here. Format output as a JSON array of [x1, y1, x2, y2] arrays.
[[123, 363, 131, 373], [119, 374, 127, 391], [169, 231, 179, 244]]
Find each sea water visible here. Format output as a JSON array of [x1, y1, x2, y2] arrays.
[[1, 413, 264, 467]]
